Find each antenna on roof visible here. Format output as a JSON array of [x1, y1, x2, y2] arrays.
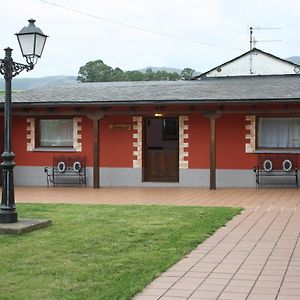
[[249, 26, 281, 50]]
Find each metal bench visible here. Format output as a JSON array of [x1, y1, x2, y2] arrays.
[[44, 156, 87, 187], [254, 154, 298, 187]]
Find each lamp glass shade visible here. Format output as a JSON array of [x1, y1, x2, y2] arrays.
[[16, 19, 48, 61]]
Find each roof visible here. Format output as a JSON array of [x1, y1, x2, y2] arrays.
[[193, 48, 300, 79], [3, 75, 300, 107]]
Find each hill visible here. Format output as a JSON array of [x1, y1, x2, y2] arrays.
[[138, 67, 201, 76], [286, 56, 300, 65], [138, 67, 183, 74], [0, 67, 202, 91], [0, 75, 77, 91]]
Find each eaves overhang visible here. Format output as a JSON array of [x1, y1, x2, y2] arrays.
[[4, 97, 300, 109]]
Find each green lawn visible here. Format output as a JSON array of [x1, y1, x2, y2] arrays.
[[0, 204, 241, 300]]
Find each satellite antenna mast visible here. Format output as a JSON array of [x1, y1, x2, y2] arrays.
[[249, 26, 281, 50], [248, 26, 281, 74]]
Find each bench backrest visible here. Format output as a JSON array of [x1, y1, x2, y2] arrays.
[[257, 154, 297, 171], [53, 156, 86, 168]]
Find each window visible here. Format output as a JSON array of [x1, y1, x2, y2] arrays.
[[163, 118, 179, 140], [38, 118, 73, 147], [257, 117, 300, 149]]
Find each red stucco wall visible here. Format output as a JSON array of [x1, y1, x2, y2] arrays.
[[7, 113, 300, 170]]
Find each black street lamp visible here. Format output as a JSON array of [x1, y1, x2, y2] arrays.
[[0, 19, 48, 223]]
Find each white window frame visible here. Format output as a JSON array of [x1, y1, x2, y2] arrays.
[[257, 117, 300, 150], [26, 117, 82, 152]]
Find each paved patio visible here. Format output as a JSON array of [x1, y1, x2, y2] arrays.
[[16, 187, 300, 299]]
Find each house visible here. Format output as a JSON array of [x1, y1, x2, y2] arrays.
[[2, 48, 300, 189]]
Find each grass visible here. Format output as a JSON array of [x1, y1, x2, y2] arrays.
[[0, 90, 20, 95], [0, 204, 241, 300]]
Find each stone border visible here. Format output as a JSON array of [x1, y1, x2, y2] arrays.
[[0, 219, 52, 235], [245, 115, 256, 153], [133, 116, 143, 168], [179, 115, 189, 169]]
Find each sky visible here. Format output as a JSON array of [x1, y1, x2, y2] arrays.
[[1, 0, 300, 78]]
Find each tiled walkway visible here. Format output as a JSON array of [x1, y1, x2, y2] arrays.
[[134, 207, 300, 300], [16, 187, 300, 299]]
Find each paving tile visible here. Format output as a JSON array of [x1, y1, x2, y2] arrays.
[[235, 268, 261, 275], [172, 277, 204, 290], [277, 295, 300, 300], [155, 276, 180, 283], [213, 264, 240, 274], [196, 283, 225, 292], [202, 278, 230, 285], [263, 264, 288, 271], [257, 275, 283, 282], [265, 259, 289, 266], [182, 271, 208, 278], [161, 270, 186, 277], [168, 264, 192, 272], [163, 288, 193, 297], [247, 294, 277, 300], [133, 295, 160, 300], [251, 286, 280, 295], [283, 275, 300, 282], [190, 263, 218, 272], [286, 268, 300, 276], [279, 288, 300, 296], [239, 264, 264, 270], [189, 290, 220, 299], [218, 292, 248, 300], [146, 280, 175, 289], [160, 297, 186, 300], [260, 269, 286, 276], [207, 272, 233, 279], [254, 280, 281, 288], [137, 288, 167, 296], [281, 281, 300, 289], [232, 273, 258, 280], [224, 284, 252, 293], [227, 279, 255, 287]]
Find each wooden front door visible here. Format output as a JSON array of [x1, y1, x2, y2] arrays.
[[144, 117, 179, 182]]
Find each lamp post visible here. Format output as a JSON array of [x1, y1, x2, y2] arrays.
[[0, 19, 48, 223]]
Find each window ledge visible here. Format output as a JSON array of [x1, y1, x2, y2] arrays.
[[33, 147, 76, 152], [255, 150, 300, 154]]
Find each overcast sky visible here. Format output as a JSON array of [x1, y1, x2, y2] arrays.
[[1, 0, 299, 78]]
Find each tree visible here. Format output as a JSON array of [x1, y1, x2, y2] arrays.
[[180, 68, 195, 80], [111, 67, 125, 81], [77, 59, 190, 82], [125, 70, 144, 81], [77, 60, 115, 82]]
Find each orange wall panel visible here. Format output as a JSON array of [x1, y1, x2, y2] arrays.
[[188, 114, 257, 170], [13, 116, 94, 166], [12, 115, 134, 168], [188, 114, 210, 168], [216, 115, 257, 169], [100, 115, 133, 167]]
